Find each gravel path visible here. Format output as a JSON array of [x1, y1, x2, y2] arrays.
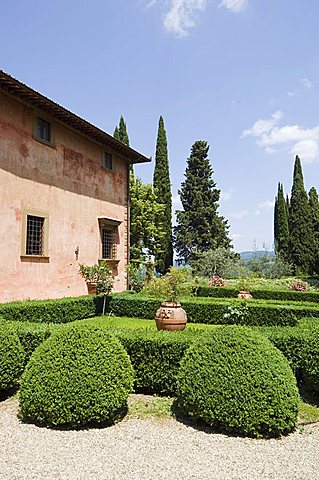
[[0, 396, 318, 480]]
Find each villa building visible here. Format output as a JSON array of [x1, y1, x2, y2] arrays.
[[0, 71, 150, 302]]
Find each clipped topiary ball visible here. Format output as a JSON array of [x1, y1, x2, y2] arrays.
[[19, 324, 134, 427], [176, 326, 299, 437], [302, 331, 319, 395], [0, 323, 25, 392]]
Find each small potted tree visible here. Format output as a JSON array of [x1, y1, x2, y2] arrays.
[[79, 262, 114, 296]]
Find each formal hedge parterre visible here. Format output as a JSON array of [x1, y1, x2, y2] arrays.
[[176, 326, 299, 437], [108, 295, 305, 327], [19, 324, 134, 428], [2, 293, 319, 328], [114, 328, 203, 396], [0, 295, 106, 324], [197, 286, 319, 303], [0, 323, 25, 392], [301, 331, 319, 395]]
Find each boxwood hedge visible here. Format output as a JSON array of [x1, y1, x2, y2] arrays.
[[0, 295, 106, 324], [19, 324, 134, 428], [197, 286, 319, 303], [0, 323, 25, 392], [2, 293, 319, 327], [114, 328, 203, 396], [108, 295, 302, 327], [176, 326, 299, 437]]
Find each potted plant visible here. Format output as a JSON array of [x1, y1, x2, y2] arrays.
[[143, 267, 192, 331], [79, 262, 114, 296], [237, 277, 253, 299]]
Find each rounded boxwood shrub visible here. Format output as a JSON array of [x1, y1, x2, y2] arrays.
[[0, 323, 25, 392], [176, 326, 299, 437], [302, 331, 319, 394], [19, 324, 134, 427]]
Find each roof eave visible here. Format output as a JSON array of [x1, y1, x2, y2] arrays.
[[0, 70, 151, 165]]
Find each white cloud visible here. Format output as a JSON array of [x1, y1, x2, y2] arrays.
[[152, 0, 208, 38], [231, 233, 244, 239], [242, 111, 319, 164], [257, 200, 275, 209], [241, 110, 283, 138], [287, 90, 299, 97], [255, 200, 274, 216], [229, 209, 249, 220], [220, 189, 234, 202], [290, 140, 319, 164], [220, 0, 248, 13], [146, 0, 249, 37], [300, 78, 313, 90]]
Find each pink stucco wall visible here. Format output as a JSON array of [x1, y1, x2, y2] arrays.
[[0, 92, 129, 302]]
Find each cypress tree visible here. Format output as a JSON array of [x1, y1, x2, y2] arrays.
[[274, 183, 290, 261], [289, 156, 315, 274], [113, 126, 120, 140], [174, 140, 231, 265], [274, 189, 278, 247], [153, 116, 173, 274], [114, 116, 136, 256], [309, 187, 319, 274]]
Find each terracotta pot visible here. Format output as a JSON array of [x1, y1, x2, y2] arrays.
[[86, 282, 97, 295], [237, 291, 253, 299], [155, 302, 187, 331]]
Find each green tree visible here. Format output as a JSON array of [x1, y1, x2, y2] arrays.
[[274, 183, 290, 262], [309, 187, 319, 274], [114, 116, 129, 146], [130, 176, 165, 262], [153, 116, 173, 274], [174, 140, 232, 265], [190, 247, 240, 278], [289, 156, 315, 274], [114, 116, 132, 175]]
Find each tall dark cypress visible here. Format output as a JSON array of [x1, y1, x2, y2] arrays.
[[153, 116, 173, 274], [113, 126, 120, 140], [174, 140, 231, 265], [309, 187, 319, 273], [289, 156, 315, 273], [114, 116, 135, 257], [274, 183, 290, 261]]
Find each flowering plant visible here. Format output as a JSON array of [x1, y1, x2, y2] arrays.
[[208, 275, 227, 287], [223, 305, 249, 324], [290, 279, 308, 292]]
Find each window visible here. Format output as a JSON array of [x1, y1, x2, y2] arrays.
[[99, 218, 120, 260], [34, 116, 53, 145], [103, 151, 113, 170], [26, 215, 44, 255], [21, 210, 49, 257], [101, 227, 116, 259]]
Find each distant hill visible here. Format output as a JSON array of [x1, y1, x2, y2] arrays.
[[240, 251, 275, 260]]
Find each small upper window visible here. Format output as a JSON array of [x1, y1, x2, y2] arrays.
[[103, 152, 113, 170], [34, 116, 52, 143]]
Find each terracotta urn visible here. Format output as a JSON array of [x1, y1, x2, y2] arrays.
[[86, 282, 97, 295], [237, 291, 253, 300], [155, 301, 187, 331]]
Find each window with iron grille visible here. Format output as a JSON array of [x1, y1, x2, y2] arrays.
[[26, 215, 45, 255], [35, 116, 52, 143], [101, 228, 116, 259]]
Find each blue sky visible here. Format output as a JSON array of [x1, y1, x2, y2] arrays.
[[2, 0, 319, 252]]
